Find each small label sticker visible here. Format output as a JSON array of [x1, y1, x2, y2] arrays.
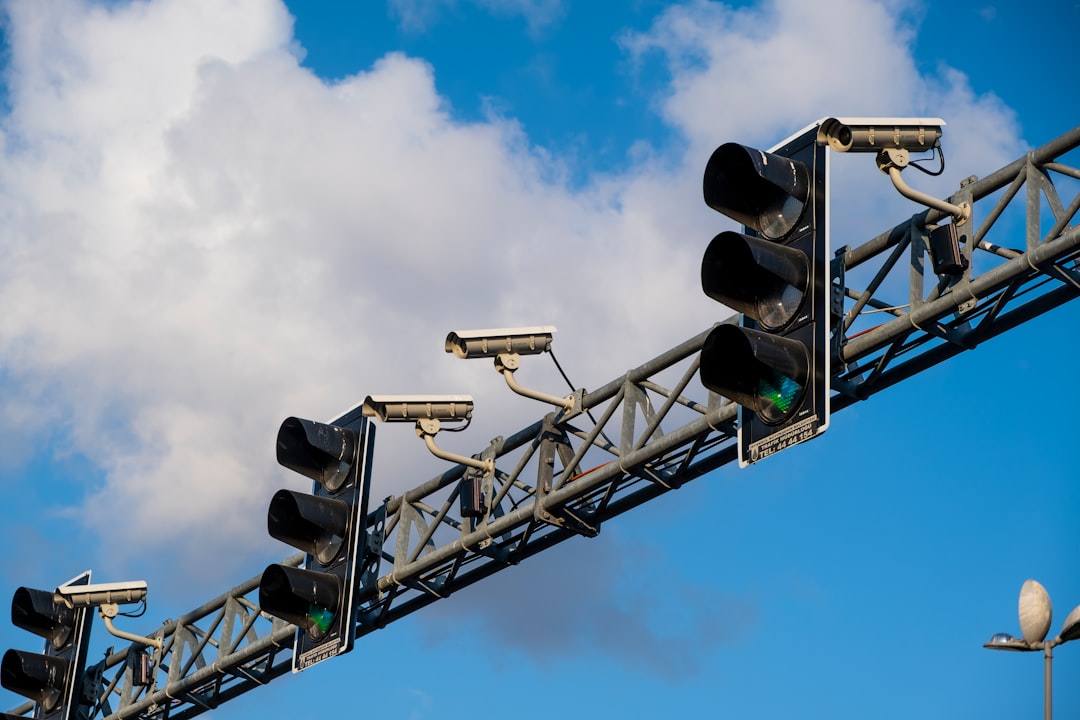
[[295, 640, 345, 672], [747, 415, 820, 464]]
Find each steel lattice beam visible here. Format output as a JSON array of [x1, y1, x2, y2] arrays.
[[7, 126, 1079, 720], [833, 126, 1080, 406]]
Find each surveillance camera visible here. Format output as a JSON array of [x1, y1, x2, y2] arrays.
[[54, 580, 148, 609], [445, 326, 556, 359], [817, 117, 944, 153], [361, 395, 474, 423]]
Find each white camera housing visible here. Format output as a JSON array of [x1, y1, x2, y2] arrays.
[[445, 325, 555, 359], [54, 580, 148, 609], [362, 395, 474, 423], [818, 117, 945, 153]]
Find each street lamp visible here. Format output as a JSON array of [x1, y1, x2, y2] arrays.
[[984, 579, 1080, 720]]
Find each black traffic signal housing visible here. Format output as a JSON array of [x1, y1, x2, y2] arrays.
[[699, 124, 830, 465], [259, 407, 375, 673], [1, 573, 94, 720]]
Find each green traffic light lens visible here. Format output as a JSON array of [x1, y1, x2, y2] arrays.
[[307, 604, 335, 638], [757, 369, 803, 423]]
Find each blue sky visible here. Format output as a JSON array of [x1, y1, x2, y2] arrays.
[[1, 0, 1078, 718]]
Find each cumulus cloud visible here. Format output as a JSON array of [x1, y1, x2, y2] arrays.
[[620, 0, 1023, 296], [621, 0, 923, 154], [0, 0, 1024, 665], [0, 0, 713, 591]]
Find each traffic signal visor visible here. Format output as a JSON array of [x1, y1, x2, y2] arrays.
[[701, 231, 809, 331], [9, 588, 73, 651], [258, 564, 341, 641], [699, 324, 809, 424], [0, 650, 68, 713], [267, 489, 350, 566], [703, 142, 809, 241], [276, 417, 357, 493]]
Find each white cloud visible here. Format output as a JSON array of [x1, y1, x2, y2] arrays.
[[0, 0, 710, 590], [621, 0, 923, 155], [621, 0, 1023, 295], [388, 0, 565, 34], [0, 0, 1023, 601]]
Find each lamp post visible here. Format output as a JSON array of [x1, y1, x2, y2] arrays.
[[983, 579, 1080, 720]]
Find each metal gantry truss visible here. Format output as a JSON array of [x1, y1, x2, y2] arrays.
[[7, 126, 1079, 720], [833, 127, 1080, 407]]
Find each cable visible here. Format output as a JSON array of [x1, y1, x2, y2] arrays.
[[909, 143, 946, 176], [548, 348, 576, 394], [118, 599, 147, 618], [549, 349, 617, 450], [442, 418, 471, 433]]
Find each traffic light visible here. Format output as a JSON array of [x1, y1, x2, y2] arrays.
[[1, 572, 93, 720], [259, 407, 375, 673], [699, 124, 830, 465]]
